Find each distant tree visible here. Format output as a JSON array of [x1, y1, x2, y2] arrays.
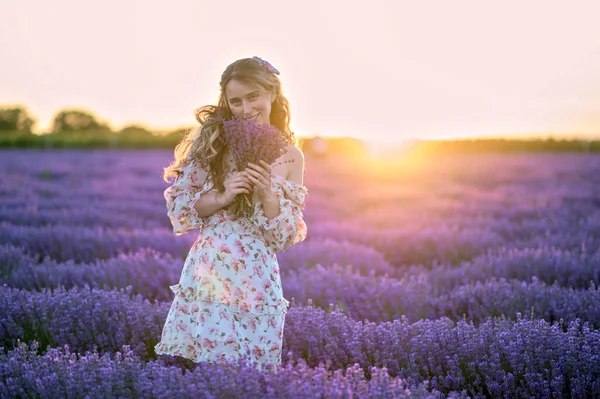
[[0, 106, 36, 133], [117, 124, 154, 138], [51, 109, 111, 135], [166, 127, 192, 138]]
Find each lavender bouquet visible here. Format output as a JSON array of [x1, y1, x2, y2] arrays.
[[221, 116, 294, 218]]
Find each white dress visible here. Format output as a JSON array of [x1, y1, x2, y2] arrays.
[[154, 159, 308, 370]]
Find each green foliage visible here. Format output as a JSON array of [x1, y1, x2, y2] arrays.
[[0, 131, 181, 148], [117, 124, 154, 138], [1, 105, 598, 153], [0, 131, 598, 153], [166, 128, 189, 138], [0, 106, 36, 133], [51, 109, 111, 135]]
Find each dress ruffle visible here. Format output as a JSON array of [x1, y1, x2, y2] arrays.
[[170, 283, 290, 315], [251, 175, 309, 253], [164, 159, 214, 236], [155, 293, 286, 371]]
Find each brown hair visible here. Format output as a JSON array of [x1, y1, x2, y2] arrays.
[[163, 57, 298, 196]]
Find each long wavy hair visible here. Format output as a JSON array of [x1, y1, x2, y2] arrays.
[[163, 57, 298, 195]]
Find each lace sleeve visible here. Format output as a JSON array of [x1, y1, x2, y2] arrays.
[[164, 160, 213, 236], [252, 175, 309, 252]]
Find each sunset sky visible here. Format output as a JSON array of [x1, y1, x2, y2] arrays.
[[1, 0, 600, 145]]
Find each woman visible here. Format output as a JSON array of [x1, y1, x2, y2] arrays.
[[154, 56, 308, 372]]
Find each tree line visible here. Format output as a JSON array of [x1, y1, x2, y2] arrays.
[[0, 104, 598, 153], [0, 105, 180, 138]]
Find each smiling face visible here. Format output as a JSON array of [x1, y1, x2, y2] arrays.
[[225, 79, 275, 125]]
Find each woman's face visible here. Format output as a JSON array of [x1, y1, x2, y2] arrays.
[[225, 79, 274, 125]]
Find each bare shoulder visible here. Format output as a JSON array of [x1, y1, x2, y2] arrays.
[[270, 144, 305, 183], [283, 143, 304, 161], [284, 144, 305, 184]]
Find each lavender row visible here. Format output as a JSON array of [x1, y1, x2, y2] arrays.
[[4, 181, 577, 258], [310, 216, 600, 268], [6, 151, 600, 268], [0, 239, 395, 303], [0, 207, 166, 230], [309, 222, 508, 266], [0, 285, 166, 358], [277, 238, 397, 276], [4, 244, 600, 326], [2, 285, 599, 397], [3, 205, 594, 270], [416, 246, 600, 294], [3, 177, 564, 242], [0, 341, 456, 399], [0, 218, 509, 268], [284, 307, 600, 397], [0, 245, 183, 302], [283, 263, 600, 326], [14, 202, 587, 270], [435, 276, 600, 327], [0, 233, 396, 284], [3, 214, 595, 271], [6, 239, 599, 299], [0, 222, 196, 262]]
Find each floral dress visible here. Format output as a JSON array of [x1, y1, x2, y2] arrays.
[[154, 159, 308, 371]]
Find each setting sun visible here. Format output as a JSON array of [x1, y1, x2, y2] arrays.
[[1, 0, 599, 146]]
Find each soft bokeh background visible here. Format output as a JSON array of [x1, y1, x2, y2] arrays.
[[1, 0, 600, 147]]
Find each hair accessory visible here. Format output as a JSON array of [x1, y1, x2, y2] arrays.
[[252, 56, 280, 75]]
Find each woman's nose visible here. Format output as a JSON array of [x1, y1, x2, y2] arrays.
[[243, 102, 253, 115]]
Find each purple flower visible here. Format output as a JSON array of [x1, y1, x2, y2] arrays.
[[222, 117, 293, 217], [222, 117, 290, 170]]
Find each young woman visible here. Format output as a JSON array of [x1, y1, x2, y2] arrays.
[[154, 56, 308, 372]]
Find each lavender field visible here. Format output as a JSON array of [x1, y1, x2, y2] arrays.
[[1, 148, 600, 398]]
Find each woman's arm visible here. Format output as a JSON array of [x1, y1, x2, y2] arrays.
[[193, 189, 229, 218], [164, 161, 224, 236], [260, 193, 282, 219]]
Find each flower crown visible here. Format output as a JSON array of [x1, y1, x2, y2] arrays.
[[252, 56, 280, 75]]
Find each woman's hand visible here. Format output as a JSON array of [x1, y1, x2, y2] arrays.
[[216, 171, 253, 207], [243, 160, 277, 201]]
